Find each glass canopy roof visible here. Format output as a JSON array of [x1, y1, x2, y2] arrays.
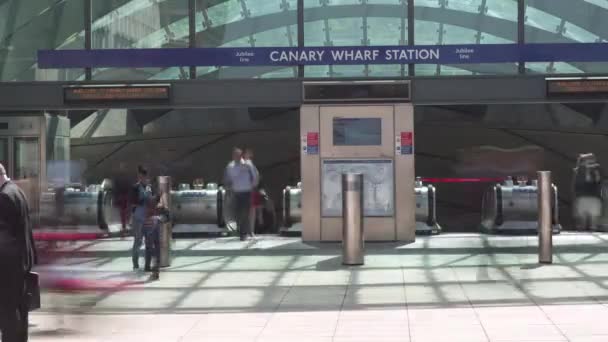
[[2, 0, 608, 81]]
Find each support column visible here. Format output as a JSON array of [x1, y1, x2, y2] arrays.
[[84, 0, 92, 80]]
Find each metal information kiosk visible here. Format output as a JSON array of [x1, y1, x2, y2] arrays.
[[300, 81, 415, 242]]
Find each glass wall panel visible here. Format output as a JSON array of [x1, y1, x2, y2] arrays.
[[414, 0, 518, 76], [196, 0, 297, 79], [303, 0, 407, 78], [92, 0, 189, 80], [0, 0, 85, 81], [524, 0, 608, 74]]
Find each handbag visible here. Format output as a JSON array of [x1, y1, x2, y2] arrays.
[[26, 271, 40, 311]]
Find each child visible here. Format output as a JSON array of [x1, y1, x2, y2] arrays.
[[143, 197, 162, 280]]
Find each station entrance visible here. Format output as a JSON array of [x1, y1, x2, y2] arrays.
[[1, 78, 607, 241]]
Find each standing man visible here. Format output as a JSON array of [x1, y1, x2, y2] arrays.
[[224, 148, 258, 241], [131, 166, 151, 270], [0, 163, 36, 342]]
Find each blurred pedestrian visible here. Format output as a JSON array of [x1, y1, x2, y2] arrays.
[[573, 154, 604, 230], [243, 148, 260, 237], [0, 163, 37, 342], [143, 197, 162, 281], [224, 148, 258, 241], [131, 166, 152, 270], [113, 162, 132, 237]]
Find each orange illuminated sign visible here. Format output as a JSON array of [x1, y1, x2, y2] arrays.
[[64, 85, 171, 102], [547, 78, 608, 98]]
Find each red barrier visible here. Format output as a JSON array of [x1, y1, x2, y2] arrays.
[[421, 177, 505, 183], [33, 232, 107, 241], [42, 277, 146, 292]]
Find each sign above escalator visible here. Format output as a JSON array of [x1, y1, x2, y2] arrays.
[[64, 84, 171, 103], [546, 77, 608, 99]]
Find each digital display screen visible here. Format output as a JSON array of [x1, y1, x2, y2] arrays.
[[304, 82, 410, 102], [0, 123, 8, 130], [64, 85, 171, 103], [333, 118, 382, 146], [547, 78, 608, 98]]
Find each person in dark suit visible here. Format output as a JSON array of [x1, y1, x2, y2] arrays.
[[0, 163, 36, 342]]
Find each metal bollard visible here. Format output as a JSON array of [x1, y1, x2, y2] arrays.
[[342, 173, 364, 266], [158, 176, 173, 268], [538, 171, 553, 264]]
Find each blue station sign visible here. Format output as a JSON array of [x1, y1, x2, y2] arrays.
[[39, 43, 608, 68]]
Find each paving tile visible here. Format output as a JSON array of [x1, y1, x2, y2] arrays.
[[257, 338, 332, 342], [482, 324, 566, 341], [200, 271, 299, 288], [540, 304, 608, 324], [403, 268, 459, 284], [333, 338, 408, 342], [408, 307, 479, 326], [406, 284, 471, 308], [410, 324, 488, 342], [294, 270, 352, 286], [349, 269, 404, 285], [92, 289, 186, 311], [462, 283, 531, 306], [567, 336, 608, 342], [556, 323, 608, 338], [175, 287, 288, 311], [524, 281, 598, 305], [342, 285, 406, 308], [339, 309, 407, 322], [334, 322, 409, 338], [278, 286, 346, 310], [180, 335, 256, 342], [475, 306, 552, 325]]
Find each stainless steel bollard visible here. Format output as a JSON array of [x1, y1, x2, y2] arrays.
[[158, 176, 173, 268], [342, 173, 364, 266], [538, 171, 553, 264]]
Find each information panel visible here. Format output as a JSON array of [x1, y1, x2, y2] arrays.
[[64, 85, 171, 103], [322, 159, 394, 217]]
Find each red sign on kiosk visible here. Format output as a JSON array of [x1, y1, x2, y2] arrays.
[[400, 132, 413, 155], [306, 132, 319, 155]]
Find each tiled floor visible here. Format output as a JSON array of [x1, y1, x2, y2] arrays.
[[25, 233, 608, 341]]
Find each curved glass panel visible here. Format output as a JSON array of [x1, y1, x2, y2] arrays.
[[0, 0, 84, 81], [196, 0, 297, 79], [303, 0, 407, 78], [91, 0, 188, 80], [414, 0, 518, 76], [525, 0, 608, 74]]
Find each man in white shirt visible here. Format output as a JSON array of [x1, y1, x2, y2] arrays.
[[224, 148, 258, 241]]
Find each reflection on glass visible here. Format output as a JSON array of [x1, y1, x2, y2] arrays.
[[91, 0, 188, 80], [14, 138, 40, 180], [0, 0, 85, 81]]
